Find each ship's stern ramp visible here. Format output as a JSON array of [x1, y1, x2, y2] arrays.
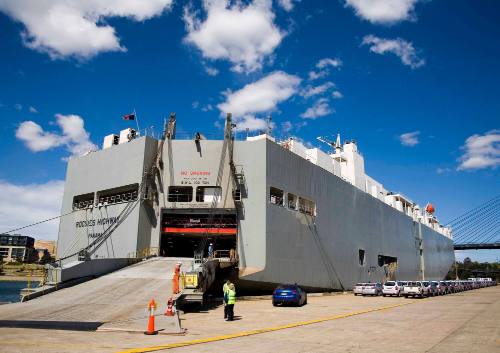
[[0, 257, 192, 333]]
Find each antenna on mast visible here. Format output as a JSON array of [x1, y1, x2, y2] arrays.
[[316, 136, 335, 151], [266, 115, 273, 136]]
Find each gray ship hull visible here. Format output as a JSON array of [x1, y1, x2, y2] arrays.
[[56, 135, 455, 290]]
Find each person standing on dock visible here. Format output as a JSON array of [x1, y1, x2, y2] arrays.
[[223, 279, 231, 319], [226, 283, 236, 321], [208, 243, 214, 258]]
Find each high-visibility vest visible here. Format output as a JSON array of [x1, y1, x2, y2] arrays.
[[227, 289, 236, 304]]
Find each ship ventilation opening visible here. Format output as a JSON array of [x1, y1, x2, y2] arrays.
[[160, 211, 237, 258]]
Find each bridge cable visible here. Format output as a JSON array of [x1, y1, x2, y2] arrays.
[[447, 194, 500, 227], [455, 211, 500, 244], [451, 199, 500, 233], [452, 206, 500, 240], [453, 208, 500, 242]]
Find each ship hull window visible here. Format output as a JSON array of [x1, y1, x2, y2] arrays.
[[168, 186, 193, 202], [73, 193, 95, 210], [378, 255, 397, 267], [359, 249, 365, 266], [298, 197, 316, 216], [287, 193, 297, 210], [196, 186, 222, 203], [270, 187, 284, 206]]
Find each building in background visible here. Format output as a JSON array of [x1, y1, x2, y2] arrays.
[[0, 234, 38, 263]]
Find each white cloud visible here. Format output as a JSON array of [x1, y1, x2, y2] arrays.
[[332, 90, 343, 99], [436, 167, 452, 175], [399, 131, 420, 146], [301, 81, 335, 98], [202, 104, 214, 112], [0, 179, 64, 240], [458, 130, 500, 170], [316, 58, 342, 69], [183, 0, 284, 73], [14, 103, 22, 110], [234, 115, 268, 132], [345, 0, 419, 24], [301, 98, 332, 119], [218, 71, 301, 117], [277, 0, 298, 11], [308, 70, 328, 81], [281, 121, 293, 133], [205, 66, 219, 76], [29, 106, 38, 113], [308, 57, 342, 81], [0, 0, 173, 60], [16, 113, 97, 157], [362, 35, 425, 69]]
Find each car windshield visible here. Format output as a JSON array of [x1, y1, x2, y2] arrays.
[[355, 283, 364, 286], [385, 282, 396, 286], [365, 284, 375, 287], [422, 281, 429, 286], [407, 281, 420, 286]]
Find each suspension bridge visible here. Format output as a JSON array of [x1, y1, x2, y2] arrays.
[[449, 194, 500, 250]]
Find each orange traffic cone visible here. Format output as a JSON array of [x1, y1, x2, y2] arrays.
[[144, 299, 158, 335], [165, 297, 174, 316]]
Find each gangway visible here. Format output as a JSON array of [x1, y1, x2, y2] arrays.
[[0, 257, 191, 332]]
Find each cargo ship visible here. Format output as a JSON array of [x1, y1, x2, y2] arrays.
[[53, 114, 454, 293]]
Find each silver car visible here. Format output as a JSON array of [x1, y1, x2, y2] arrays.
[[403, 281, 429, 298], [353, 283, 366, 296], [362, 283, 382, 296], [382, 281, 404, 297]]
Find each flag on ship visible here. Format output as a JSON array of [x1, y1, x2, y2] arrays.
[[123, 113, 135, 121]]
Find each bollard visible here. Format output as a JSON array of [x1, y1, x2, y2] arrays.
[[144, 299, 158, 335]]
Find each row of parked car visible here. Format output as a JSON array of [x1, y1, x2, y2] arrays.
[[354, 278, 497, 298]]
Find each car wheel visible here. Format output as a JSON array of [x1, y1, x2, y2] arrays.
[[272, 302, 278, 307], [383, 294, 386, 297]]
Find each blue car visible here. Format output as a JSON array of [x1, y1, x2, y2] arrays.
[[272, 284, 307, 306]]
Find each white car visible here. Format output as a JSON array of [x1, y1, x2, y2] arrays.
[[362, 283, 382, 296], [382, 281, 404, 297], [403, 281, 429, 298], [353, 283, 366, 296]]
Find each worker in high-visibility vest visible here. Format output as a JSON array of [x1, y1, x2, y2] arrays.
[[223, 279, 231, 319], [226, 283, 236, 321]]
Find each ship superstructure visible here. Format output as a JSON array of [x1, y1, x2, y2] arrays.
[[54, 114, 454, 291]]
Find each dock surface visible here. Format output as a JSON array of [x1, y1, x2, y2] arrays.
[[0, 284, 498, 352]]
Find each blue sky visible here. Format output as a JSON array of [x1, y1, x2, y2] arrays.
[[0, 0, 498, 261]]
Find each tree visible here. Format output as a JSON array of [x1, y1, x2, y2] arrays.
[[39, 251, 53, 264]]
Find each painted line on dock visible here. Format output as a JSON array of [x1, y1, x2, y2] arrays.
[[116, 302, 413, 353]]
